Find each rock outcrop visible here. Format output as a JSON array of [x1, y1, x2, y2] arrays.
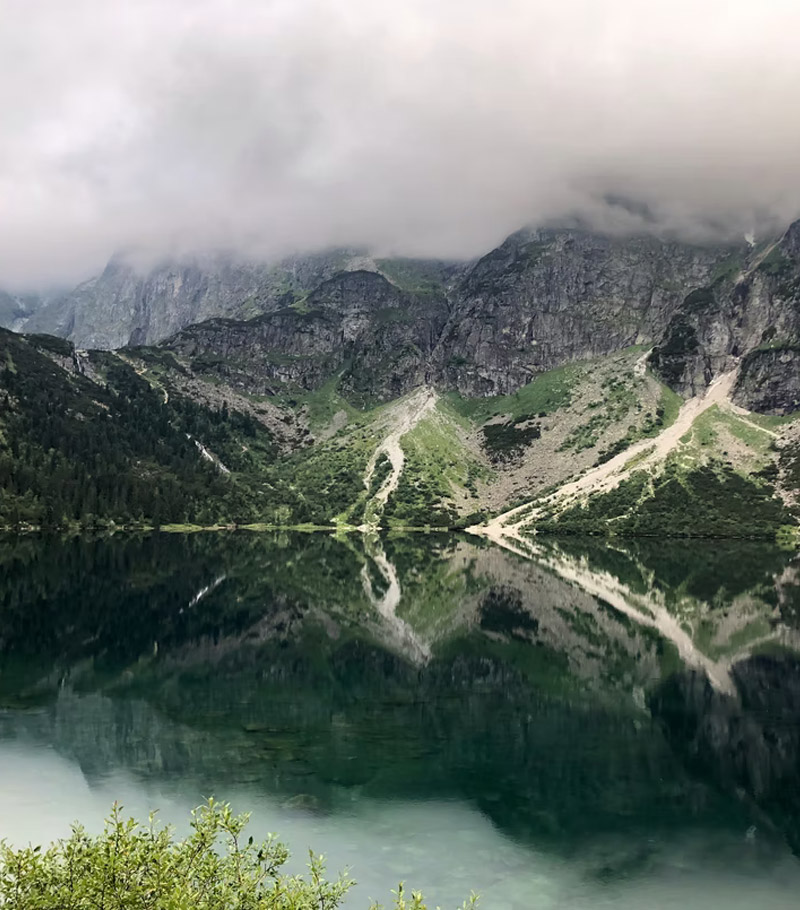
[[163, 228, 742, 401], [23, 251, 374, 349], [12, 219, 800, 411], [651, 222, 800, 400], [433, 228, 734, 396], [0, 289, 42, 333], [164, 270, 450, 403], [733, 347, 800, 414]]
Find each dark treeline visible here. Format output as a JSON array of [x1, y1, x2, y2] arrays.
[[0, 331, 284, 528], [0, 330, 400, 528]]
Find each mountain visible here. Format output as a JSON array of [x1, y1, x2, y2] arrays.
[[8, 227, 735, 368], [19, 249, 466, 349], [434, 228, 737, 395], [649, 221, 800, 410], [0, 289, 42, 332], [157, 228, 741, 403], [4, 219, 800, 535], [0, 329, 300, 528], [163, 269, 450, 404]]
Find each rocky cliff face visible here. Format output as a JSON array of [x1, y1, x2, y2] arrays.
[[15, 219, 800, 410], [433, 229, 735, 395], [0, 290, 42, 333], [164, 270, 450, 403], [23, 249, 433, 349], [161, 228, 741, 401], [733, 347, 800, 414], [650, 222, 800, 403], [25, 255, 275, 348]]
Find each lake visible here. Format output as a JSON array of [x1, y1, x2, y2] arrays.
[[1, 531, 800, 908]]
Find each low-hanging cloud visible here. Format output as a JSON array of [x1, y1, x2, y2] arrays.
[[2, 0, 800, 289]]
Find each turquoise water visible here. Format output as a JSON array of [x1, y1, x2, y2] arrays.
[[1, 532, 800, 908]]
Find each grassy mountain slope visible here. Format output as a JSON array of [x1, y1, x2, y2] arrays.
[[483, 374, 800, 541], [2, 324, 800, 536]]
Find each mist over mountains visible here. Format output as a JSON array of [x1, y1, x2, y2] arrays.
[[3, 0, 800, 290]]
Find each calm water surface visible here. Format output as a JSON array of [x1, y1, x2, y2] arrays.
[[1, 531, 800, 908]]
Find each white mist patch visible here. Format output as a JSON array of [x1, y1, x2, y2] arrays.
[[0, 740, 195, 846]]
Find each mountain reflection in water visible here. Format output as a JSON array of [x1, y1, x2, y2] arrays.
[[1, 531, 800, 908]]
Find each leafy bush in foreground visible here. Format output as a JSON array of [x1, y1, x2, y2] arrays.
[[0, 800, 477, 910]]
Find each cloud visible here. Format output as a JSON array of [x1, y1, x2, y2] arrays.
[[2, 0, 800, 288]]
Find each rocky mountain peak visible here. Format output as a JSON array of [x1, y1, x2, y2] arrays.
[[781, 218, 800, 258], [7, 219, 800, 408]]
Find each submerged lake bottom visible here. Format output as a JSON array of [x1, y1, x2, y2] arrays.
[[1, 531, 800, 908]]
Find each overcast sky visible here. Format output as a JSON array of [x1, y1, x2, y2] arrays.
[[2, 0, 800, 289]]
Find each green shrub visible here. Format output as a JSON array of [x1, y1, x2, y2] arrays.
[[0, 800, 478, 910], [481, 415, 541, 461], [538, 463, 789, 539], [26, 334, 74, 357]]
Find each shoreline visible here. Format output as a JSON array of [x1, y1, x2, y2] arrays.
[[0, 521, 795, 544]]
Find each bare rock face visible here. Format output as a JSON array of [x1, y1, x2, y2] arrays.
[[733, 348, 800, 414], [25, 256, 271, 349], [164, 270, 449, 403], [648, 285, 737, 396], [0, 290, 43, 333], [432, 229, 733, 396], [23, 250, 391, 350], [650, 221, 800, 401], [163, 228, 739, 402], [17, 220, 800, 410], [158, 229, 747, 402]]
